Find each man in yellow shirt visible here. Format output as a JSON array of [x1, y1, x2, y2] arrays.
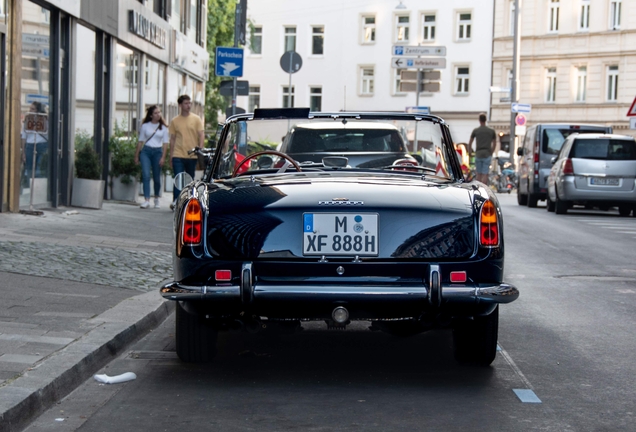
[[169, 95, 204, 209]]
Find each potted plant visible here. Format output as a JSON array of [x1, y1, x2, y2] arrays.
[[109, 121, 140, 201], [71, 129, 105, 209]]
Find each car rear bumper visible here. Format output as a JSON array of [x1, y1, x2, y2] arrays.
[[561, 177, 636, 202]]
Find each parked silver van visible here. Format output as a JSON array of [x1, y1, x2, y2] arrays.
[[517, 124, 612, 207]]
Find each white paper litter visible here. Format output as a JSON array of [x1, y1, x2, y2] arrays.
[[93, 372, 137, 384], [55, 418, 65, 422], [63, 210, 79, 216]]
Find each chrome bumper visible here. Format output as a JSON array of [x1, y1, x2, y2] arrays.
[[160, 282, 519, 305]]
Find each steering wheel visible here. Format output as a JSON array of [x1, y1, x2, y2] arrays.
[[232, 150, 302, 177]]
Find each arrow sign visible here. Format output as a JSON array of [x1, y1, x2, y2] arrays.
[[511, 102, 532, 113], [215, 47, 244, 77], [392, 57, 446, 69], [392, 45, 446, 56]]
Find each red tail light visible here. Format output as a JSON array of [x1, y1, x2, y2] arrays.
[[479, 200, 499, 247], [182, 199, 203, 245], [562, 158, 574, 175]]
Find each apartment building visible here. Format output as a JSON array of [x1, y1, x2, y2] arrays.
[[491, 0, 636, 146], [239, 0, 495, 147]]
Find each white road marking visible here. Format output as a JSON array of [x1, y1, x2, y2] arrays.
[[513, 389, 542, 403]]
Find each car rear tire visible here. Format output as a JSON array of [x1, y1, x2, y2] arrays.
[[452, 306, 499, 366], [618, 205, 632, 217], [517, 191, 528, 206], [176, 301, 218, 363], [527, 193, 539, 208], [546, 194, 555, 212], [555, 190, 568, 215]]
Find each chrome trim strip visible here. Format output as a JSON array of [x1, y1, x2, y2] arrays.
[[161, 282, 519, 304]]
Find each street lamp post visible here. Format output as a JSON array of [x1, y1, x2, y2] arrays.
[[509, 0, 521, 163]]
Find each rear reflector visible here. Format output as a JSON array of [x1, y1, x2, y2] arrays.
[[215, 270, 232, 281], [479, 200, 499, 247], [450, 271, 467, 283], [182, 199, 203, 245]]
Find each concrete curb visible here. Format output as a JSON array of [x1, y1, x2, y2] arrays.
[[0, 292, 174, 432]]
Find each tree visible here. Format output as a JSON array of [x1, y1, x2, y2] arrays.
[[205, 0, 236, 127]]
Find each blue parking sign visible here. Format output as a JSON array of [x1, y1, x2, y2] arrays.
[[215, 47, 244, 77]]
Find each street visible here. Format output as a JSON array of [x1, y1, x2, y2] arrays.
[[19, 194, 636, 431]]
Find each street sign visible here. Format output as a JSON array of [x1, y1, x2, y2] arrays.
[[515, 113, 527, 126], [392, 57, 446, 69], [511, 102, 531, 113], [406, 106, 430, 115], [280, 51, 302, 74], [215, 47, 244, 77], [490, 86, 511, 93], [219, 80, 249, 96], [627, 96, 636, 117], [400, 81, 440, 92], [26, 94, 49, 105], [401, 70, 441, 81], [630, 118, 636, 129], [392, 45, 446, 56]]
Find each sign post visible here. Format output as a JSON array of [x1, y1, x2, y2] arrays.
[[279, 51, 303, 108]]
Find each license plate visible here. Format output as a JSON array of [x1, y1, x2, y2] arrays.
[[303, 213, 379, 256], [590, 177, 619, 186]]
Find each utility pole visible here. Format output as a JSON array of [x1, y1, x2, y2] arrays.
[[509, 0, 521, 163]]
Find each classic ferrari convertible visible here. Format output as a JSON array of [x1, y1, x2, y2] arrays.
[[161, 108, 519, 366]]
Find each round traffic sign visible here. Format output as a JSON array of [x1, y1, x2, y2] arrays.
[[280, 51, 302, 74], [515, 113, 527, 127]]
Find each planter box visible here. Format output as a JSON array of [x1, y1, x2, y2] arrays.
[[111, 176, 138, 202], [71, 178, 105, 209]]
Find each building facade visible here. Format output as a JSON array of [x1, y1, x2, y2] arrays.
[[491, 0, 636, 151], [239, 0, 495, 149], [0, 0, 209, 212]]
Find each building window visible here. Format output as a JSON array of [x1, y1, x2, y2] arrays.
[[310, 87, 322, 111], [282, 85, 295, 107], [250, 26, 262, 54], [361, 15, 376, 43], [394, 68, 406, 94], [284, 26, 296, 52], [457, 12, 471, 40], [455, 66, 470, 94], [549, 0, 559, 33], [579, 0, 590, 30], [546, 67, 557, 102], [248, 85, 260, 112], [125, 54, 139, 87], [396, 14, 410, 42], [609, 0, 621, 30], [575, 66, 587, 102], [312, 26, 324, 55], [360, 67, 374, 95], [507, 69, 513, 91], [607, 65, 618, 101], [509, 1, 516, 36], [422, 14, 436, 41]]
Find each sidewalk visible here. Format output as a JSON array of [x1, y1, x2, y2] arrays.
[[0, 195, 176, 432]]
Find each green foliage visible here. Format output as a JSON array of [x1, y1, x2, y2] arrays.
[[74, 129, 102, 180], [109, 120, 140, 185], [205, 0, 236, 126]]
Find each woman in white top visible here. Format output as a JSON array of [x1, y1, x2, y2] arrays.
[[134, 105, 170, 209]]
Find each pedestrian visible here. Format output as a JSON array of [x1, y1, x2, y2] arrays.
[[169, 94, 204, 210], [21, 101, 49, 182], [135, 105, 169, 209], [468, 113, 497, 185]]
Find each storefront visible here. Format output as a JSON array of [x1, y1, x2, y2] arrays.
[[0, 0, 208, 212]]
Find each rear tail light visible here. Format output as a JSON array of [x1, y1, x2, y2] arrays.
[[533, 138, 540, 178], [182, 199, 203, 245], [479, 200, 499, 247], [562, 158, 574, 175], [215, 270, 232, 281]]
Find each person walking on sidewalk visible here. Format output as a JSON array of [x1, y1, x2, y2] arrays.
[[135, 105, 169, 209], [169, 95, 204, 210], [468, 113, 497, 185]]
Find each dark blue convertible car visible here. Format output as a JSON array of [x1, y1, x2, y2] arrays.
[[161, 108, 519, 366]]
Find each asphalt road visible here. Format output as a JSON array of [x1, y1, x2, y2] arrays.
[[23, 194, 636, 432]]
